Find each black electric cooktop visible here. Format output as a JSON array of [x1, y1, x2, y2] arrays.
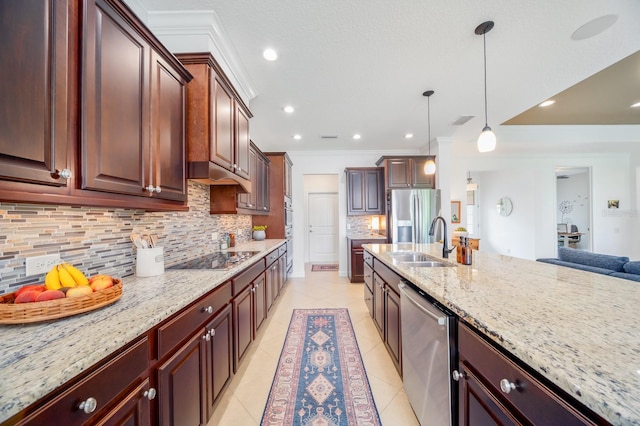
[[169, 251, 261, 270]]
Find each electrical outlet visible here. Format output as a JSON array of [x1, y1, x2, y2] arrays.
[[26, 254, 61, 276], [237, 229, 243, 236], [211, 232, 219, 241]]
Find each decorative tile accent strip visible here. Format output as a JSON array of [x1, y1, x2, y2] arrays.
[[0, 182, 252, 294]]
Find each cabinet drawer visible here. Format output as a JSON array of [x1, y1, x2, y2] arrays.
[[363, 250, 373, 267], [373, 258, 401, 293], [278, 244, 287, 257], [363, 263, 373, 292], [157, 282, 232, 359], [458, 323, 595, 425], [22, 337, 149, 426], [265, 249, 279, 267], [232, 259, 265, 295]]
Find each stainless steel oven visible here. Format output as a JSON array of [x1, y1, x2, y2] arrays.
[[285, 196, 293, 226]]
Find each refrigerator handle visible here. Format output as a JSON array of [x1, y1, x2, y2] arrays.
[[416, 192, 422, 243], [412, 193, 420, 243]]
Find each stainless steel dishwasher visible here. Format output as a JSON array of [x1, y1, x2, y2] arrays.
[[399, 281, 457, 426]]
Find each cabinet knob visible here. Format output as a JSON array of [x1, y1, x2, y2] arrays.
[[263, 207, 267, 210], [78, 397, 98, 414], [233, 164, 237, 169], [203, 332, 211, 341], [203, 306, 213, 314], [452, 370, 466, 381], [55, 169, 72, 179], [499, 379, 517, 394], [144, 185, 156, 193], [143, 388, 157, 400], [209, 329, 216, 337], [155, 185, 162, 193]]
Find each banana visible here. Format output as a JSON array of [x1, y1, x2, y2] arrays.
[[45, 266, 62, 290], [57, 265, 77, 288], [62, 263, 89, 286]]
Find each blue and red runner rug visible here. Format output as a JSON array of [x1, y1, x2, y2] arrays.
[[261, 308, 381, 426]]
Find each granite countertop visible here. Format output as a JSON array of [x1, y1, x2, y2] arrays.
[[346, 234, 386, 240], [0, 240, 285, 423], [363, 243, 640, 425]]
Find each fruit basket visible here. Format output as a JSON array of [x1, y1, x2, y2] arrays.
[[0, 279, 122, 324]]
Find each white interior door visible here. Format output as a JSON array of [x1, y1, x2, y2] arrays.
[[308, 193, 338, 263]]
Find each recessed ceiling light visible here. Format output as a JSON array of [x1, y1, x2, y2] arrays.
[[263, 48, 278, 61], [631, 102, 640, 108], [283, 105, 294, 113], [539, 100, 555, 107], [353, 134, 361, 140], [293, 134, 302, 140], [405, 133, 414, 139]]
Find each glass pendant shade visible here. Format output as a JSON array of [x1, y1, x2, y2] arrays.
[[477, 125, 496, 153], [424, 159, 436, 174]]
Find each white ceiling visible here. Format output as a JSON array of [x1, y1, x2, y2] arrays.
[[139, 0, 640, 157]]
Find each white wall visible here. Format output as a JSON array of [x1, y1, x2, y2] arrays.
[[449, 152, 637, 260]]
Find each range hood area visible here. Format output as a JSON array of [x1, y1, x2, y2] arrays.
[[188, 161, 251, 194]]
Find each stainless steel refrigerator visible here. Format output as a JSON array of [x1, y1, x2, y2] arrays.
[[387, 189, 440, 243]]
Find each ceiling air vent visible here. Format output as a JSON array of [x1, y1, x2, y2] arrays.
[[556, 175, 569, 179], [320, 135, 339, 139], [452, 115, 475, 126]]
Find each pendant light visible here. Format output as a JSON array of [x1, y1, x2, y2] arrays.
[[423, 90, 436, 174], [475, 21, 496, 153], [466, 171, 477, 191]]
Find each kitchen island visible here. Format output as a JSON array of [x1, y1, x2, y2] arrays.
[[0, 240, 285, 424], [364, 243, 640, 425]]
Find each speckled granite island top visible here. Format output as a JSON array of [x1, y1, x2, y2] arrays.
[[364, 243, 640, 426], [0, 240, 285, 423]]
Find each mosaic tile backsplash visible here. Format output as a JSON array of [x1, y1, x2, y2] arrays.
[[0, 182, 252, 294], [346, 215, 386, 237]]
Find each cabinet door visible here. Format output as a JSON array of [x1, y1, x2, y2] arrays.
[[205, 305, 233, 416], [0, 0, 71, 187], [365, 169, 384, 213], [284, 155, 293, 198], [372, 273, 385, 338], [346, 169, 366, 214], [149, 52, 187, 201], [211, 75, 234, 171], [458, 367, 518, 426], [384, 287, 402, 375], [234, 105, 250, 179], [95, 379, 151, 426], [237, 145, 256, 209], [278, 255, 287, 290], [265, 261, 278, 312], [157, 330, 207, 426], [253, 272, 267, 333], [82, 0, 149, 196], [387, 159, 411, 188], [257, 154, 270, 212], [233, 285, 253, 370], [350, 249, 365, 282], [412, 157, 436, 188]]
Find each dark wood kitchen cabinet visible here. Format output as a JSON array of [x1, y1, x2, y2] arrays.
[[457, 322, 598, 426], [365, 255, 402, 375], [376, 156, 436, 189], [348, 238, 384, 282], [82, 0, 190, 202], [177, 53, 252, 181], [0, 0, 72, 189], [0, 0, 192, 211], [204, 304, 233, 417], [237, 142, 270, 213], [345, 168, 384, 215], [10, 337, 150, 426], [98, 379, 152, 426], [232, 260, 266, 370], [253, 152, 292, 238]]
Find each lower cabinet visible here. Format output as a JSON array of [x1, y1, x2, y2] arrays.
[[348, 238, 384, 282], [97, 379, 152, 426], [204, 305, 233, 417], [457, 322, 597, 426], [156, 330, 207, 426], [233, 284, 254, 370], [253, 272, 267, 334], [367, 256, 402, 375]]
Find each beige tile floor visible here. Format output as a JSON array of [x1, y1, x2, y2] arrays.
[[208, 264, 420, 425]]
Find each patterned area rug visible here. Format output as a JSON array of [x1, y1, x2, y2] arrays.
[[261, 308, 381, 426], [311, 264, 339, 271]]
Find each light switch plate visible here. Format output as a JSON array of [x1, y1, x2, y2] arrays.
[[26, 254, 61, 276]]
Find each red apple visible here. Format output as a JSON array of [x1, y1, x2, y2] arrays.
[[15, 290, 44, 304], [35, 290, 66, 302]]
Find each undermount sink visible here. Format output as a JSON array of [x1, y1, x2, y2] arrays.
[[387, 252, 455, 267], [399, 261, 452, 268]]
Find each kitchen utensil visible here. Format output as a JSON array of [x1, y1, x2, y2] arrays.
[[141, 234, 152, 248], [149, 234, 158, 248]]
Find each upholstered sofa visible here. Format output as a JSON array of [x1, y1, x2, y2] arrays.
[[537, 247, 640, 282]]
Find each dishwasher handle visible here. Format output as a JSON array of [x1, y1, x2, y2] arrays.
[[399, 283, 446, 326]]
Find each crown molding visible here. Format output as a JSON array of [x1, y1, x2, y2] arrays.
[[145, 10, 257, 105]]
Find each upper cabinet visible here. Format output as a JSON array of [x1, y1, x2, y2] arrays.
[[0, 0, 72, 189], [0, 0, 193, 210], [82, 0, 190, 202], [346, 168, 384, 215], [237, 142, 270, 214], [376, 156, 436, 189], [177, 53, 252, 182]]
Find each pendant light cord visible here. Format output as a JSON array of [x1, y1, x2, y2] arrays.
[[483, 32, 488, 127], [427, 95, 431, 155]]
